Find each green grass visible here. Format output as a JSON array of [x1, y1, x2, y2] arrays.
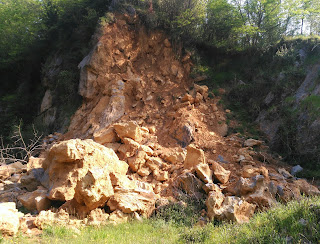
[[3, 196, 320, 244]]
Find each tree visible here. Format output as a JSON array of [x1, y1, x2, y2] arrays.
[[0, 0, 43, 67], [205, 0, 242, 49], [231, 0, 290, 50], [154, 0, 207, 43]]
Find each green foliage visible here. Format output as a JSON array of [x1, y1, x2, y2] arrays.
[[205, 0, 241, 49], [0, 0, 43, 67], [179, 227, 210, 243], [302, 95, 320, 118]]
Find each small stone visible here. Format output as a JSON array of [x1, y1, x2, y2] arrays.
[[244, 139, 263, 147], [291, 165, 303, 176], [298, 218, 307, 226], [137, 167, 151, 177]]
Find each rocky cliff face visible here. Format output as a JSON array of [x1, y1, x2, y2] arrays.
[[256, 59, 320, 163]]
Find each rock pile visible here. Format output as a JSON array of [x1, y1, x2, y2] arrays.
[[0, 14, 319, 236]]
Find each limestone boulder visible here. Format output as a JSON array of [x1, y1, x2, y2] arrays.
[[164, 150, 186, 164], [294, 179, 320, 196], [243, 175, 276, 209], [118, 137, 140, 158], [206, 195, 256, 224], [114, 121, 142, 143], [93, 127, 118, 145], [0, 202, 21, 236], [27, 157, 46, 171], [18, 187, 50, 212], [0, 162, 26, 180], [109, 173, 154, 192], [153, 170, 169, 182], [206, 185, 225, 212], [195, 163, 213, 183], [184, 144, 205, 170], [203, 183, 219, 194], [181, 94, 194, 104], [34, 209, 83, 229], [108, 188, 155, 217], [211, 161, 231, 184], [276, 182, 302, 202], [46, 139, 128, 212], [242, 165, 268, 179], [20, 168, 46, 191], [146, 157, 163, 171], [137, 167, 151, 177], [194, 84, 209, 99]]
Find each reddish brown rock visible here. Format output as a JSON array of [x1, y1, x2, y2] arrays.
[[211, 161, 231, 184], [294, 179, 320, 196], [128, 150, 147, 172], [195, 163, 213, 183], [118, 137, 140, 158], [93, 127, 118, 145], [242, 165, 268, 179], [184, 144, 205, 170], [18, 187, 50, 212], [114, 121, 142, 143]]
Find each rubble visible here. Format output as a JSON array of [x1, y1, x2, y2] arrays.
[[0, 14, 319, 237]]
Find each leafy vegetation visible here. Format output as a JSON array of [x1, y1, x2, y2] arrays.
[[3, 196, 320, 243]]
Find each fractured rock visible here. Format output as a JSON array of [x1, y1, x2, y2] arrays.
[[184, 144, 205, 170], [108, 210, 130, 224], [211, 161, 231, 184], [195, 163, 213, 183], [206, 195, 256, 224], [34, 209, 82, 229], [18, 186, 50, 212], [242, 165, 268, 179], [128, 150, 147, 172], [107, 188, 155, 217], [93, 127, 118, 145], [46, 139, 128, 212], [294, 179, 320, 196], [118, 137, 140, 158], [243, 175, 276, 209], [0, 202, 21, 236], [114, 121, 142, 143], [87, 208, 109, 226]]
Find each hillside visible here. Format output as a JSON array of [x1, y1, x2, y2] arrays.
[[0, 14, 319, 239]]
